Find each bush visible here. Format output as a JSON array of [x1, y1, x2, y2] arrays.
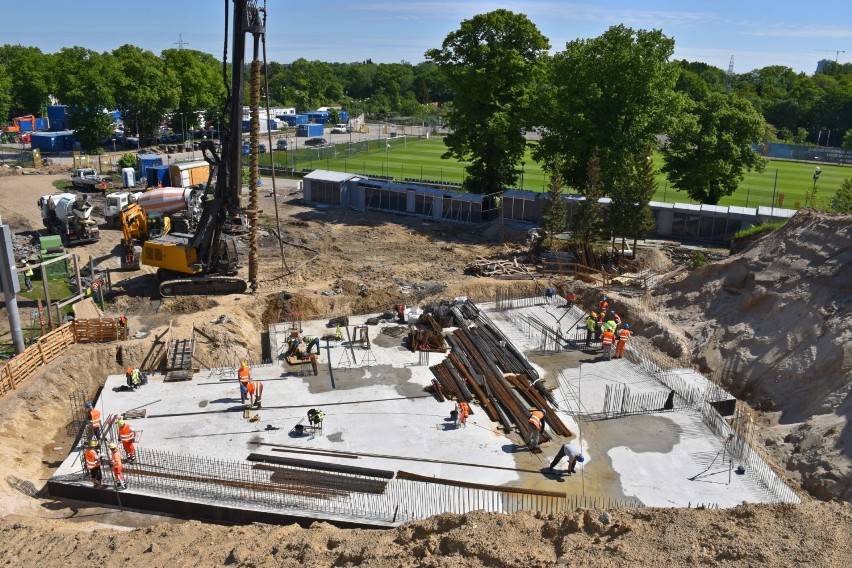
[[117, 153, 137, 169], [690, 250, 706, 269], [734, 221, 786, 239]]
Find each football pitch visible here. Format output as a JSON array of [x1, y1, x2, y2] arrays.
[[269, 136, 849, 209]]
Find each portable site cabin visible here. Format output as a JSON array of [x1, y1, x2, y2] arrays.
[[168, 160, 211, 188], [302, 170, 361, 205]]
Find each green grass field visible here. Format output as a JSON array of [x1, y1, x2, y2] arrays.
[[262, 137, 850, 209]]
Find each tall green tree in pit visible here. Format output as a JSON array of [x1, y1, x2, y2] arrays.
[[426, 10, 549, 194], [608, 152, 657, 258], [539, 158, 567, 251], [662, 92, 766, 204]]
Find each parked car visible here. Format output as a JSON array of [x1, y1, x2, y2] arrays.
[[276, 139, 288, 150], [241, 144, 250, 155], [330, 127, 347, 134], [258, 143, 267, 153], [304, 137, 327, 147]]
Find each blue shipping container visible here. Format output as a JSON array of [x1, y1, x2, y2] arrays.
[[338, 111, 349, 123], [30, 131, 76, 152], [146, 165, 171, 187], [137, 153, 163, 177], [47, 105, 68, 120], [297, 123, 324, 137]]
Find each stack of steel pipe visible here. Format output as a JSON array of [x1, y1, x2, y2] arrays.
[[429, 322, 574, 445]]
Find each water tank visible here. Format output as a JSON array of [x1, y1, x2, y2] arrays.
[[121, 167, 136, 188]]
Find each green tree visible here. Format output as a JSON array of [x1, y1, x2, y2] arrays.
[[0, 45, 53, 117], [662, 92, 766, 204], [842, 129, 852, 149], [830, 179, 852, 213], [572, 152, 605, 253], [536, 25, 681, 197], [53, 47, 118, 151], [112, 45, 179, 139], [609, 153, 657, 258], [426, 10, 550, 194], [0, 63, 12, 123], [162, 49, 225, 132], [539, 158, 567, 251]]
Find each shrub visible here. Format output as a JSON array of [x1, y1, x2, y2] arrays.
[[117, 153, 137, 169], [734, 221, 786, 239]]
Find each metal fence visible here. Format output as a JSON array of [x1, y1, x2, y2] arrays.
[[57, 446, 594, 524]]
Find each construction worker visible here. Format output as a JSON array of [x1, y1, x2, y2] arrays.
[[246, 380, 264, 408], [108, 442, 127, 490], [615, 324, 631, 359], [303, 334, 320, 356], [84, 440, 104, 488], [85, 402, 102, 441], [393, 303, 405, 322], [597, 296, 609, 314], [238, 360, 251, 403], [528, 409, 546, 450], [117, 419, 136, 462], [585, 312, 597, 347], [125, 367, 142, 390], [547, 442, 585, 474], [566, 289, 577, 309], [455, 401, 471, 427], [594, 312, 604, 342], [21, 259, 34, 292], [604, 311, 620, 334], [601, 328, 616, 360]]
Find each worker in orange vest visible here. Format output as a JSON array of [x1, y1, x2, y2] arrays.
[[108, 442, 127, 490], [83, 440, 104, 489], [455, 401, 471, 427], [566, 289, 577, 308], [85, 401, 102, 440], [238, 361, 251, 403], [615, 324, 631, 358], [601, 328, 616, 359], [246, 380, 264, 408], [117, 419, 137, 462], [528, 409, 547, 450], [597, 296, 609, 314]]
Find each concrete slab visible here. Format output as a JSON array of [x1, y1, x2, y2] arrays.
[[50, 299, 797, 527]]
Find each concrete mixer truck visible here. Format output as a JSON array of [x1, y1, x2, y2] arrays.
[[37, 193, 101, 246], [132, 186, 203, 234]]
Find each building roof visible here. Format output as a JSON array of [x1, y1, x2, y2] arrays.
[[304, 170, 359, 183]]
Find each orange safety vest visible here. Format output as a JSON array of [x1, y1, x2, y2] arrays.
[[567, 292, 576, 302], [528, 410, 544, 431], [601, 331, 615, 347], [110, 448, 123, 468], [118, 423, 135, 442], [618, 329, 631, 342], [84, 448, 100, 469], [598, 300, 609, 312], [247, 381, 263, 397], [89, 408, 102, 428], [238, 366, 251, 384], [458, 402, 470, 419]]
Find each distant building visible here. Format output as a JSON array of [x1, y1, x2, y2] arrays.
[[816, 59, 831, 73]]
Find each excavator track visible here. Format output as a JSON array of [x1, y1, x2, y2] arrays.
[[159, 276, 247, 298]]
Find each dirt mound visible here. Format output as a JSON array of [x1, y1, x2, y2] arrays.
[[0, 501, 849, 567], [653, 209, 852, 501]]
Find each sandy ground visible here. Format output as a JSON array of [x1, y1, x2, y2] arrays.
[[1, 169, 851, 566]]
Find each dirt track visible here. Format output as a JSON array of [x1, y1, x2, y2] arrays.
[[1, 168, 851, 566]]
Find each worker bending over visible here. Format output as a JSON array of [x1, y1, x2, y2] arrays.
[[246, 380, 264, 408], [565, 289, 577, 309], [547, 442, 585, 474], [528, 409, 547, 450], [238, 360, 251, 403], [455, 401, 471, 427]]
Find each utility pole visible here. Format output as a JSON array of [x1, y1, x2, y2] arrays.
[[174, 33, 189, 50]]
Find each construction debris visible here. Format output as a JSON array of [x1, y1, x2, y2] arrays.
[[465, 256, 536, 278]]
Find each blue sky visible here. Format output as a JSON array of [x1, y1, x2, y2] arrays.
[[3, 1, 851, 74]]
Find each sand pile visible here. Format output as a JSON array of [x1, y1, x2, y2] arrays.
[[653, 209, 851, 501]]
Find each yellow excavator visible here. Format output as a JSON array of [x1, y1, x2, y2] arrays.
[[140, 0, 260, 297], [119, 203, 170, 270]]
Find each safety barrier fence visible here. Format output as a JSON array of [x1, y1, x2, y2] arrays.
[[58, 446, 646, 524]]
